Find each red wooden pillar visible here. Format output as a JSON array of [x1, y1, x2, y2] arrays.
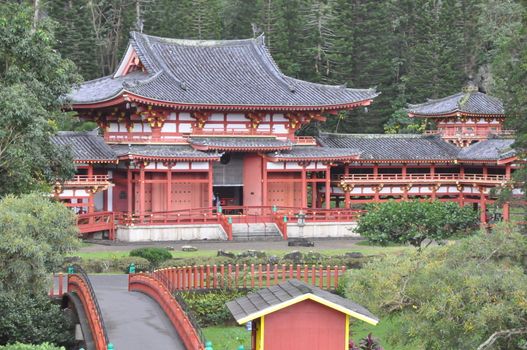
[[262, 159, 268, 207], [503, 202, 510, 221], [460, 165, 465, 177], [325, 165, 331, 210], [430, 163, 436, 177], [139, 163, 145, 218], [166, 165, 172, 212], [505, 164, 511, 179], [127, 165, 133, 214], [373, 164, 378, 177], [87, 165, 94, 213], [479, 187, 487, 224], [208, 162, 213, 208], [401, 164, 407, 178], [482, 165, 488, 177], [344, 165, 351, 209], [301, 165, 307, 208]]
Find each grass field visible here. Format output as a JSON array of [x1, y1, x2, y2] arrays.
[[71, 245, 413, 260]]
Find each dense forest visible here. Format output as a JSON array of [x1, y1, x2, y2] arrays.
[[34, 1, 527, 133]]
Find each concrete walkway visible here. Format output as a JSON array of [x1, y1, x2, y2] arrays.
[[89, 274, 185, 350]]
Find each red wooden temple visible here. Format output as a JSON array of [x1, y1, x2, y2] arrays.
[[53, 32, 519, 241]]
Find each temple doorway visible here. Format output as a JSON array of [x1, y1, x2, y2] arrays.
[[213, 186, 243, 207]]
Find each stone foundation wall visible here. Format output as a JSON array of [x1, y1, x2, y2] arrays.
[[116, 224, 227, 242], [286, 222, 359, 238]]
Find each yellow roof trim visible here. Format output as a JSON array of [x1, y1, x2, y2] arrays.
[[236, 293, 378, 325]]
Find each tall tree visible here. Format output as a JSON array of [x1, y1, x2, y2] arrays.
[[0, 3, 79, 195]]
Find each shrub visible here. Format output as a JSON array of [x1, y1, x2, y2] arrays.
[[129, 247, 172, 267], [0, 293, 74, 347], [111, 256, 150, 273], [179, 290, 249, 326]]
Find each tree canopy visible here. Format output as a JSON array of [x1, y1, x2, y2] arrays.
[[341, 225, 527, 349], [0, 3, 80, 196], [355, 200, 479, 249]]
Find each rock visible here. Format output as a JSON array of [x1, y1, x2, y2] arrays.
[[165, 246, 175, 251], [345, 252, 364, 259], [283, 250, 303, 262], [288, 238, 314, 247], [268, 255, 279, 265], [181, 245, 197, 252], [217, 249, 236, 259], [304, 251, 322, 263], [238, 250, 266, 258]]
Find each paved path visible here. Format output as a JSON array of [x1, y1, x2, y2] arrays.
[[89, 274, 185, 350]]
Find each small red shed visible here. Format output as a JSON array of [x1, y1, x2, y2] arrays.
[[226, 279, 379, 350]]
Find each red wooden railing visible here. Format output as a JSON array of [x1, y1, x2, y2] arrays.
[[294, 136, 317, 145], [154, 264, 347, 292], [67, 271, 109, 350], [65, 175, 110, 183], [129, 273, 205, 350], [77, 211, 115, 239], [339, 173, 508, 184]]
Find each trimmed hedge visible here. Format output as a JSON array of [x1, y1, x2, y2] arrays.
[[129, 247, 172, 268]]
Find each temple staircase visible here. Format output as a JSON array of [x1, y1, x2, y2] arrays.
[[231, 223, 283, 241]]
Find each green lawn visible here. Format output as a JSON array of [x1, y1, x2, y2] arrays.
[[203, 326, 251, 350], [71, 245, 413, 261]]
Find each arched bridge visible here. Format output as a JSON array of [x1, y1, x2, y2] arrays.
[[53, 268, 201, 350]]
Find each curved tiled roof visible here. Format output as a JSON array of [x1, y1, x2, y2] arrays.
[[51, 131, 116, 162], [189, 137, 293, 151], [68, 32, 378, 109], [458, 138, 515, 160], [267, 146, 360, 161], [111, 144, 221, 161], [407, 91, 504, 117], [318, 133, 460, 161]]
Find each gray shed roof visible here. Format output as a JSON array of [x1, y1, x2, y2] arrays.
[[408, 91, 504, 117], [68, 32, 378, 109], [189, 137, 293, 151], [318, 133, 460, 161], [226, 279, 379, 325], [458, 138, 516, 161], [111, 144, 221, 160], [267, 146, 360, 161], [51, 131, 117, 163]]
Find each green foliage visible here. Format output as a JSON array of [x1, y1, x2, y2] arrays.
[[341, 225, 527, 349], [0, 294, 74, 347], [0, 193, 80, 295], [0, 343, 64, 350], [129, 247, 172, 268], [180, 290, 249, 326], [356, 200, 478, 249], [0, 3, 80, 195]]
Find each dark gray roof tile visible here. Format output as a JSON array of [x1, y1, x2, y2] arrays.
[[267, 146, 360, 161], [318, 133, 459, 161], [408, 91, 504, 116], [226, 279, 378, 324], [458, 138, 516, 160], [189, 137, 292, 151], [111, 144, 221, 160], [69, 32, 378, 108], [51, 131, 116, 162]]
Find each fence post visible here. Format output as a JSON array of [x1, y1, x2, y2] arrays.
[[318, 266, 323, 289], [281, 264, 286, 282], [311, 265, 316, 286], [258, 264, 263, 288], [220, 265, 225, 289], [273, 264, 278, 285], [235, 264, 240, 289], [206, 265, 211, 289], [243, 264, 247, 289], [326, 266, 330, 289], [213, 265, 218, 289], [266, 264, 270, 288], [250, 264, 255, 289]]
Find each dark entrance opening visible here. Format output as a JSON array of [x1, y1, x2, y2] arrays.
[[213, 186, 243, 207]]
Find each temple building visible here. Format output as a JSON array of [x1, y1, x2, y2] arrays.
[[54, 32, 519, 241]]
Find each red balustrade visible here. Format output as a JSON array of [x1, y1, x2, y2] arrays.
[[65, 175, 110, 183], [129, 273, 205, 350], [77, 211, 115, 239], [154, 264, 347, 292], [339, 173, 508, 184]]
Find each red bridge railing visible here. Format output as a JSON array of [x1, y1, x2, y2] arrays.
[[154, 264, 347, 292], [129, 273, 205, 350], [67, 266, 109, 350]]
